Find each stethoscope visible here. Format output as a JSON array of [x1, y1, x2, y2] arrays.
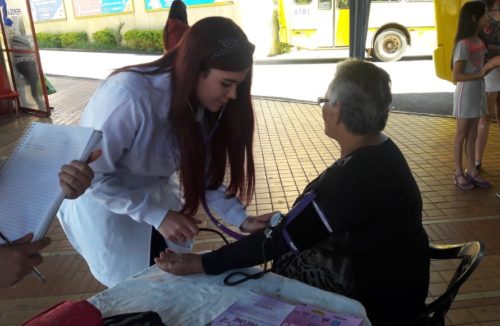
[[188, 101, 226, 145], [188, 102, 245, 241]]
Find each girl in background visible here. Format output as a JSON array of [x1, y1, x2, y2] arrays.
[[476, 0, 500, 171], [452, 1, 493, 190], [163, 0, 189, 51]]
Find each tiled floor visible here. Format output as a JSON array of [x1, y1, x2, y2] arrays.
[[1, 75, 500, 325]]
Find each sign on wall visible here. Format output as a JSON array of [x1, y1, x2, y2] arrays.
[[72, 0, 133, 17], [29, 0, 66, 22], [145, 0, 232, 11]]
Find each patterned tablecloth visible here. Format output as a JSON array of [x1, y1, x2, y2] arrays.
[[88, 265, 372, 326]]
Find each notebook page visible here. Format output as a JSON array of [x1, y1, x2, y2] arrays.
[[0, 122, 99, 243]]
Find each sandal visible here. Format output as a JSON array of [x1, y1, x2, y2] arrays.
[[454, 174, 474, 190], [465, 173, 492, 189]]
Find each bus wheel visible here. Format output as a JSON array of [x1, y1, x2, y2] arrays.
[[372, 29, 407, 62]]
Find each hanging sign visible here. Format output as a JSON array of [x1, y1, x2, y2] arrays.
[[29, 0, 66, 22], [145, 0, 232, 11], [72, 0, 133, 17]]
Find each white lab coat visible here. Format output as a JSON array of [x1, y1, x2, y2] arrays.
[[58, 70, 247, 287]]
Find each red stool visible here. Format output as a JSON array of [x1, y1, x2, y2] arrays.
[[0, 63, 20, 116]]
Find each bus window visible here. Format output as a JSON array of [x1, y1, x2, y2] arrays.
[[319, 0, 332, 10], [337, 0, 348, 9], [294, 0, 312, 4]]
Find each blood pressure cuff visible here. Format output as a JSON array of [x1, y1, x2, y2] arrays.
[[278, 191, 333, 252]]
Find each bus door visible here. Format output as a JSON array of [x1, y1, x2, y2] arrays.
[[334, 0, 349, 46], [278, 0, 334, 49], [316, 0, 335, 47]]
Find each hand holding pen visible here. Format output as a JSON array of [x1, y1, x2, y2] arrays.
[[0, 232, 51, 287]]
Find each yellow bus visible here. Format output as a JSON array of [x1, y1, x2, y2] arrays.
[[433, 0, 470, 82], [277, 0, 436, 62]]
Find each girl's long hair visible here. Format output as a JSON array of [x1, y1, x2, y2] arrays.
[[113, 17, 255, 215], [163, 0, 188, 50], [451, 1, 486, 69], [167, 0, 188, 23]]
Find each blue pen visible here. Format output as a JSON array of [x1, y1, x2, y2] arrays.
[[0, 231, 47, 283]]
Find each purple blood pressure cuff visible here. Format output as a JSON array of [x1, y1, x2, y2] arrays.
[[278, 191, 333, 252]]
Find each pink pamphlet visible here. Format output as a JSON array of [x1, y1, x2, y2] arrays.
[[282, 304, 363, 326], [210, 291, 363, 326]]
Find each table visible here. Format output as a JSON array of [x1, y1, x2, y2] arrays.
[[88, 265, 372, 325]]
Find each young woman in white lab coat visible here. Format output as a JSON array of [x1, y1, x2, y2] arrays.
[[58, 17, 271, 287]]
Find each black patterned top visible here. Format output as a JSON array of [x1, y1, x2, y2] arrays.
[[481, 13, 500, 59]]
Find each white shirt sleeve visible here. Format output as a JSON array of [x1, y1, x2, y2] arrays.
[[81, 76, 175, 230], [89, 175, 173, 230], [205, 185, 248, 228]]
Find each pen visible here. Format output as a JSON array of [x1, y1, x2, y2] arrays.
[[0, 231, 47, 283]]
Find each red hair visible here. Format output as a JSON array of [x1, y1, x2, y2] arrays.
[[113, 17, 255, 215]]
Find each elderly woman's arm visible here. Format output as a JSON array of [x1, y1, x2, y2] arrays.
[[156, 223, 290, 275]]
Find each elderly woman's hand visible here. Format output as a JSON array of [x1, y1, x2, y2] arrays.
[[155, 250, 204, 275], [59, 149, 101, 199], [240, 212, 275, 233]]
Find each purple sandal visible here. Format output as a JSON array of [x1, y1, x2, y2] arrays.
[[454, 174, 474, 190], [465, 173, 492, 189]]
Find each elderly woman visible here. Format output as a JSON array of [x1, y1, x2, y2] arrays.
[[156, 60, 430, 324]]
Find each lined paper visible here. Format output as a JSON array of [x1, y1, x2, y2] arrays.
[[0, 122, 101, 243]]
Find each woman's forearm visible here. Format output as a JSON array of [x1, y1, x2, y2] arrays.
[[201, 230, 289, 275]]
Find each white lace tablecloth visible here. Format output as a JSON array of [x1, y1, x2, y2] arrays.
[[88, 265, 372, 326]]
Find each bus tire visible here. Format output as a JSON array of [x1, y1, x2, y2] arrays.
[[372, 28, 408, 62]]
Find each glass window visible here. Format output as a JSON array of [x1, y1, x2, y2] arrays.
[[294, 0, 312, 4], [337, 0, 349, 9], [319, 0, 332, 10]]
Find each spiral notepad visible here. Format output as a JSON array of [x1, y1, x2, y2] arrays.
[[0, 122, 102, 244]]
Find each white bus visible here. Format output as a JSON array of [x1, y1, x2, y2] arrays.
[[277, 0, 436, 61]]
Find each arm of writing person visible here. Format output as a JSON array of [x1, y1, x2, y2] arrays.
[[0, 234, 51, 287], [81, 79, 175, 229]]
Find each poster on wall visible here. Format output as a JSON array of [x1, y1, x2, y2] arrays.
[[72, 0, 133, 17], [145, 0, 233, 11], [29, 0, 67, 22]]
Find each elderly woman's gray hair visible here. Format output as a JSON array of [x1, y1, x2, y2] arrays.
[[327, 59, 392, 135]]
